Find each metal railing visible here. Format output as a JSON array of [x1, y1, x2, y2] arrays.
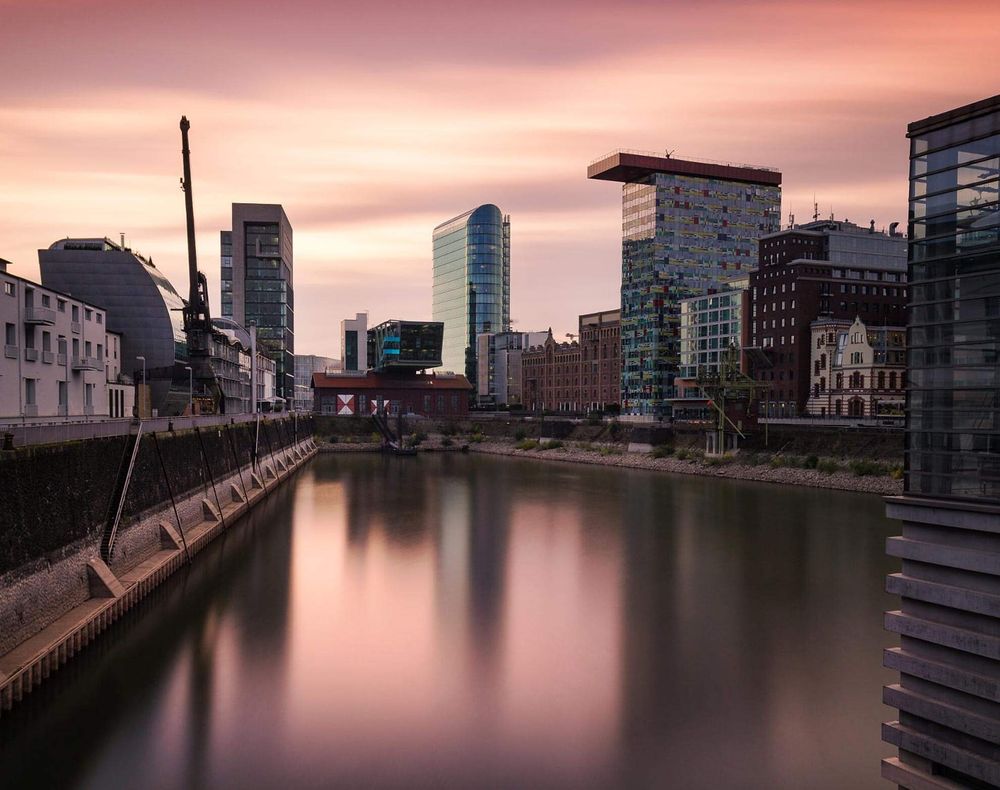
[[588, 148, 780, 173]]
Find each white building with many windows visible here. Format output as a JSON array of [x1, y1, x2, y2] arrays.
[[0, 260, 133, 422]]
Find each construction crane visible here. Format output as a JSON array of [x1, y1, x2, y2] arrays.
[[695, 342, 762, 455], [178, 116, 223, 413]]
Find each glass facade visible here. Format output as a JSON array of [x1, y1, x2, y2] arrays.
[[906, 101, 1000, 502], [367, 320, 443, 371], [679, 284, 746, 379], [223, 205, 294, 402], [619, 172, 780, 416], [432, 204, 510, 385]]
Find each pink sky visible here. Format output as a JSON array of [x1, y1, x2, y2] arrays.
[[1, 0, 997, 354]]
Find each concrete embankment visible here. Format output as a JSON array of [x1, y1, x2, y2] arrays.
[[468, 440, 903, 496], [0, 419, 316, 719]]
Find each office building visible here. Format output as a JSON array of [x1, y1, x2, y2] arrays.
[[367, 320, 443, 372], [294, 354, 339, 412], [476, 330, 548, 408], [0, 260, 133, 421], [432, 204, 510, 385], [39, 237, 189, 416], [221, 203, 294, 402], [588, 151, 781, 417], [578, 309, 621, 413], [340, 312, 368, 372], [881, 94, 1000, 790], [804, 316, 905, 418], [747, 219, 908, 416]]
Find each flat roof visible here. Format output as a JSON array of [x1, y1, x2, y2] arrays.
[[313, 371, 472, 391], [587, 150, 781, 187], [908, 93, 1000, 137]]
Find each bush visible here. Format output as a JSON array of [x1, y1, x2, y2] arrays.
[[514, 429, 527, 441], [650, 445, 673, 459], [326, 434, 338, 444], [804, 455, 819, 469], [441, 437, 454, 447], [598, 446, 622, 456], [539, 439, 563, 451], [817, 459, 841, 475], [370, 432, 382, 444], [609, 420, 623, 440], [889, 465, 904, 480], [674, 448, 692, 461], [515, 439, 539, 451], [468, 433, 485, 444], [577, 441, 594, 451], [850, 459, 886, 477]]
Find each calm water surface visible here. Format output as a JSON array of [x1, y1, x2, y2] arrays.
[[0, 454, 897, 789]]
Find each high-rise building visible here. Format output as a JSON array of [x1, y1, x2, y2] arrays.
[[588, 151, 781, 417], [747, 218, 908, 416], [882, 94, 1000, 789], [340, 312, 368, 372], [432, 204, 510, 385], [476, 330, 548, 408], [221, 203, 294, 402]]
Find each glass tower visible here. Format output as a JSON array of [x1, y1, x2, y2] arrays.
[[432, 204, 510, 385], [882, 94, 1000, 789], [589, 152, 781, 417], [221, 204, 294, 402]]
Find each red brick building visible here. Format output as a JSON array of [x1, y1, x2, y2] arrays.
[[748, 219, 907, 416], [521, 309, 621, 413], [312, 371, 472, 417]]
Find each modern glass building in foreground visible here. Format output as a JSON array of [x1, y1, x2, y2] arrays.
[[367, 320, 443, 372], [588, 151, 781, 416], [432, 204, 510, 385], [882, 94, 1000, 789]]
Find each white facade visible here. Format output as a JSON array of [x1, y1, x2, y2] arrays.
[[806, 315, 905, 418], [0, 264, 134, 422], [340, 312, 368, 372]]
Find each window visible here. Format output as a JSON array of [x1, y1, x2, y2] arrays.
[[85, 308, 93, 321], [85, 383, 94, 407], [41, 294, 50, 307], [24, 378, 36, 405], [5, 323, 15, 345], [57, 299, 66, 313], [3, 282, 13, 296], [96, 313, 103, 325], [42, 331, 51, 352], [72, 305, 79, 322], [58, 381, 67, 407]]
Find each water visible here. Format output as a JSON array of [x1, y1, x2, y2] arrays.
[[0, 453, 898, 789]]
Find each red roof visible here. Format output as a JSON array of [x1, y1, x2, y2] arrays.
[[312, 371, 472, 391]]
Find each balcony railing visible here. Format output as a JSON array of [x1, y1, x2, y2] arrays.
[[42, 351, 55, 364], [72, 355, 102, 371], [24, 307, 56, 325], [4, 345, 17, 359], [23, 405, 38, 417], [71, 321, 81, 334], [23, 348, 38, 362], [57, 352, 67, 365]]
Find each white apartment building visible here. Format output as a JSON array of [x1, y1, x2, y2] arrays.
[[0, 261, 134, 422]]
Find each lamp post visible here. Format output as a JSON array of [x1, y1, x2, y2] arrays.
[[184, 365, 193, 416], [136, 355, 146, 419]]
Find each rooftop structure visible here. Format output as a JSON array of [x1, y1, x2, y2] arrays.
[[367, 320, 443, 373]]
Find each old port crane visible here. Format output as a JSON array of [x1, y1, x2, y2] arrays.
[[695, 342, 764, 456], [178, 115, 224, 414]]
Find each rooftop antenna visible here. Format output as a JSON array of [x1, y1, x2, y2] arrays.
[[787, 212, 795, 229], [665, 149, 675, 158], [119, 232, 125, 250], [812, 197, 819, 222]]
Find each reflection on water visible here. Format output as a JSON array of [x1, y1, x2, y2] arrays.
[[0, 454, 897, 789]]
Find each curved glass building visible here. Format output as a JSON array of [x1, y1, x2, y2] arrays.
[[39, 237, 190, 416], [432, 204, 510, 385]]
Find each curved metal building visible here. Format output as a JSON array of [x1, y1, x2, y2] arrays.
[[39, 238, 190, 416], [432, 204, 510, 385]]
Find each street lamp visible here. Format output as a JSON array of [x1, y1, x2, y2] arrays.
[[184, 365, 193, 416], [136, 356, 146, 419]]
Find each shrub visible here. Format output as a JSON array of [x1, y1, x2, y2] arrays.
[[516, 439, 539, 451], [674, 448, 692, 461], [609, 420, 623, 440], [468, 433, 485, 444], [650, 445, 673, 459], [817, 459, 841, 475], [577, 441, 594, 451], [326, 434, 338, 444], [514, 429, 527, 441], [850, 459, 886, 477], [539, 439, 563, 451], [598, 446, 621, 456], [889, 465, 904, 480], [370, 432, 382, 444], [441, 437, 454, 447]]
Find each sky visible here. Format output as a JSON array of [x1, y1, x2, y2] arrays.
[[1, 0, 998, 355]]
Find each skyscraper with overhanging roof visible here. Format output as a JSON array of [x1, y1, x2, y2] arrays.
[[588, 151, 781, 417], [432, 204, 510, 386]]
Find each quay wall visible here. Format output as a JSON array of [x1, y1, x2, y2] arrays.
[[0, 419, 316, 716]]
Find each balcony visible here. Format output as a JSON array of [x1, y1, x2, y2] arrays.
[[42, 351, 55, 364], [72, 355, 102, 371], [57, 404, 68, 417], [57, 352, 67, 365], [4, 345, 17, 359], [24, 307, 56, 325], [83, 404, 95, 416], [23, 348, 38, 362], [71, 321, 81, 334], [23, 405, 38, 417]]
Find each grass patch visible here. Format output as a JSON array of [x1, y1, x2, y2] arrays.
[[515, 439, 539, 451], [849, 459, 887, 477], [538, 439, 563, 451], [816, 459, 841, 475], [650, 444, 674, 459]]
